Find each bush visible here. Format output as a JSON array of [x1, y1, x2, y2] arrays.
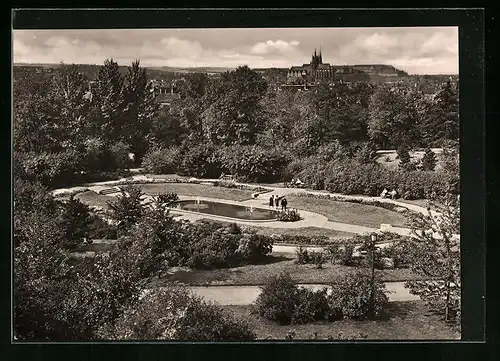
[[273, 234, 330, 246], [178, 144, 222, 178], [141, 145, 181, 174], [154, 191, 179, 207], [310, 251, 326, 269], [100, 287, 255, 341], [106, 185, 145, 232], [19, 149, 83, 188], [187, 230, 241, 269], [276, 209, 301, 222], [326, 241, 356, 266], [294, 246, 311, 265], [254, 273, 300, 324], [236, 234, 273, 264], [328, 270, 389, 319], [57, 196, 94, 246], [379, 240, 412, 268], [88, 215, 118, 240], [217, 145, 290, 183], [291, 288, 330, 324], [420, 148, 437, 171], [109, 141, 132, 169]]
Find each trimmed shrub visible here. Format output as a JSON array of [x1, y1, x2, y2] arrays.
[[421, 148, 437, 171], [328, 270, 389, 319], [141, 145, 181, 174], [100, 287, 255, 341], [273, 234, 330, 246]]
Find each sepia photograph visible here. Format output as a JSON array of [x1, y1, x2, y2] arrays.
[[12, 17, 464, 342]]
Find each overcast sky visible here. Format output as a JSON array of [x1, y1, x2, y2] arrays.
[[13, 27, 458, 74]]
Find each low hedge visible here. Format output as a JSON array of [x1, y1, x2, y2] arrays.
[[290, 156, 458, 200]]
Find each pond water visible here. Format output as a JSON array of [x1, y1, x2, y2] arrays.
[[174, 200, 278, 221]]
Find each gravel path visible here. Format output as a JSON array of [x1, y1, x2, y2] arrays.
[[144, 282, 419, 306], [51, 174, 439, 238]]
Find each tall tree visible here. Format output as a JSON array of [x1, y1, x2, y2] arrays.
[[50, 63, 91, 149], [201, 66, 268, 145], [368, 84, 424, 149], [92, 58, 125, 142], [405, 195, 461, 326], [422, 80, 459, 144], [121, 60, 157, 159]]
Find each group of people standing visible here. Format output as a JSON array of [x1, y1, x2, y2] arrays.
[[269, 194, 288, 211], [381, 188, 398, 200]]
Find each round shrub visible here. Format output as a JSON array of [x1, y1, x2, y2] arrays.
[[254, 273, 300, 325]]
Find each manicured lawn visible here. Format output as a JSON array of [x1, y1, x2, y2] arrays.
[[224, 302, 459, 340], [75, 191, 113, 210], [140, 183, 255, 202], [285, 195, 408, 228], [250, 226, 354, 240], [152, 255, 423, 287]]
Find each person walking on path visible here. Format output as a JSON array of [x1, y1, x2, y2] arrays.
[[281, 197, 288, 212], [269, 195, 274, 208], [275, 195, 280, 209]]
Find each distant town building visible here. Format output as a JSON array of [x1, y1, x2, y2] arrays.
[[150, 80, 181, 107]]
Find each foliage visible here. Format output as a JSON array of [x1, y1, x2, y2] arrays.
[[217, 145, 289, 183], [272, 234, 330, 246], [405, 195, 461, 325], [328, 270, 389, 319], [177, 143, 222, 178], [14, 183, 140, 340], [325, 241, 357, 266], [57, 196, 94, 246], [236, 233, 274, 264], [100, 287, 255, 341], [291, 288, 330, 324], [276, 209, 301, 222], [154, 191, 179, 207], [141, 145, 181, 174], [294, 246, 311, 265], [107, 185, 145, 232], [254, 273, 301, 324]]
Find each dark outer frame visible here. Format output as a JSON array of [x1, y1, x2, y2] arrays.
[[6, 7, 491, 361]]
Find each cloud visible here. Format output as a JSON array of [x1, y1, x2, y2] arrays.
[[12, 28, 458, 74], [160, 37, 203, 59], [250, 39, 301, 55]]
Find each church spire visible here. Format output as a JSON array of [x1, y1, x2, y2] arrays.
[[319, 47, 322, 63]]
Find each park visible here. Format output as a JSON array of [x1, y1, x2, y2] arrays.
[[14, 54, 460, 341]]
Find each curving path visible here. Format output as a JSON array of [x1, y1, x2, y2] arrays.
[[51, 173, 450, 239], [143, 282, 419, 305]]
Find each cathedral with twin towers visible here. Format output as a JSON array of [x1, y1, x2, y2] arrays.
[[287, 48, 336, 82]]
